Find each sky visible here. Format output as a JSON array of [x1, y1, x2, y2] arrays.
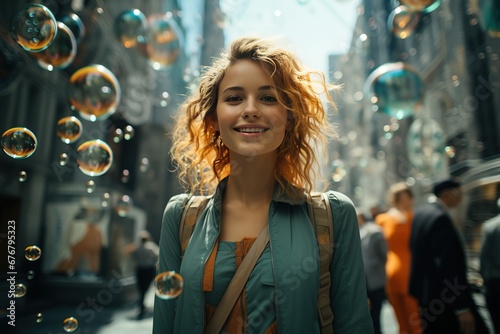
[[221, 0, 360, 76]]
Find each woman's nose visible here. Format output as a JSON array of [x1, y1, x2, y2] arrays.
[[242, 98, 260, 118]]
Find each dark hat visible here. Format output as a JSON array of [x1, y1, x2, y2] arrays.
[[432, 178, 461, 197]]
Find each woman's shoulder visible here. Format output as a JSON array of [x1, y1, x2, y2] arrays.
[[323, 190, 356, 210], [162, 193, 190, 217]]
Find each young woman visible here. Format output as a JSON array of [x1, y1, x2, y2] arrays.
[[153, 36, 374, 333]]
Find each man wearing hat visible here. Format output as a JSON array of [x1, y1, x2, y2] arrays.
[[409, 178, 488, 334]]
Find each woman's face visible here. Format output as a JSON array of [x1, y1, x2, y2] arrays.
[[214, 59, 288, 159]]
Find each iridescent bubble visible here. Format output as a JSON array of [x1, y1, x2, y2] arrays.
[[36, 313, 43, 323], [365, 62, 424, 120], [60, 153, 69, 166], [56, 116, 82, 144], [63, 317, 78, 332], [10, 4, 57, 52], [31, 22, 76, 70], [123, 125, 134, 140], [59, 13, 85, 44], [28, 270, 35, 279], [154, 271, 184, 300], [399, 0, 442, 13], [388, 6, 420, 39], [77, 140, 113, 177], [25, 245, 42, 261], [407, 117, 445, 174], [112, 128, 123, 143], [115, 195, 133, 217], [19, 171, 28, 182], [1, 127, 37, 159], [69, 64, 121, 121], [86, 180, 96, 193], [114, 9, 148, 48], [137, 13, 182, 69], [15, 284, 27, 298], [121, 169, 130, 183]]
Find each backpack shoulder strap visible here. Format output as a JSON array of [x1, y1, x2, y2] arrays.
[[179, 195, 210, 257], [307, 192, 334, 334]]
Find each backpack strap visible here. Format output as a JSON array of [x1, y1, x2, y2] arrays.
[[307, 192, 334, 334], [179, 195, 210, 257]]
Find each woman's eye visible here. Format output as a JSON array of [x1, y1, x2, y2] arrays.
[[225, 95, 242, 102], [261, 95, 277, 102]]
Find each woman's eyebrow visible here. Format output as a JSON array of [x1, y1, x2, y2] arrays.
[[221, 85, 276, 94]]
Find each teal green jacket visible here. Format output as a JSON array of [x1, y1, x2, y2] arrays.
[[153, 179, 374, 333]]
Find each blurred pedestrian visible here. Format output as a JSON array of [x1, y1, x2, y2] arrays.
[[130, 230, 159, 319], [376, 182, 421, 334], [409, 178, 488, 334], [358, 209, 388, 334], [480, 212, 500, 334]]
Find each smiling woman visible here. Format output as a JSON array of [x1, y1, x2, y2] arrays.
[[153, 36, 375, 334]]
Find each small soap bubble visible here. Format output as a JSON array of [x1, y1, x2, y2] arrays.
[[19, 171, 28, 182], [25, 245, 42, 261], [115, 195, 133, 217], [139, 157, 149, 172], [154, 271, 184, 300], [1, 127, 37, 159], [77, 140, 113, 177], [10, 4, 57, 52], [69, 65, 121, 121], [36, 312, 43, 323], [57, 116, 83, 144], [123, 125, 134, 140], [28, 270, 35, 280], [86, 180, 96, 193], [112, 128, 123, 143], [121, 169, 130, 183], [63, 317, 78, 332], [15, 284, 27, 298], [59, 153, 69, 166]]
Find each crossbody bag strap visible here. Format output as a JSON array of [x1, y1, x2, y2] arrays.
[[204, 226, 270, 334], [179, 195, 209, 257], [307, 192, 335, 334]]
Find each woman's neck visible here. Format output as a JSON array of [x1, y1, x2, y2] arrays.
[[225, 154, 277, 206]]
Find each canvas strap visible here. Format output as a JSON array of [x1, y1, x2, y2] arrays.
[[204, 225, 270, 334]]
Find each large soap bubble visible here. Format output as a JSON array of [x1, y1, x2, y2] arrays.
[[114, 9, 148, 48], [1, 127, 37, 159], [31, 22, 76, 70], [10, 4, 57, 52], [69, 65, 121, 121], [407, 117, 446, 174], [137, 13, 182, 69], [365, 62, 424, 120], [77, 139, 113, 176]]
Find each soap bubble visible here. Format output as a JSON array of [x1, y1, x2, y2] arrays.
[[77, 140, 113, 176], [56, 116, 83, 144], [115, 195, 133, 217], [10, 4, 57, 52], [59, 153, 69, 166], [19, 171, 28, 182], [36, 313, 43, 323], [15, 284, 27, 298], [114, 9, 148, 48], [63, 317, 78, 332], [137, 13, 182, 69], [69, 64, 121, 121], [28, 270, 35, 280], [1, 127, 37, 159], [59, 13, 85, 43], [399, 0, 442, 13], [25, 245, 42, 261], [112, 128, 123, 143], [31, 22, 76, 70], [365, 62, 424, 120], [123, 125, 134, 140], [86, 180, 96, 193], [154, 271, 184, 300], [388, 6, 420, 39]]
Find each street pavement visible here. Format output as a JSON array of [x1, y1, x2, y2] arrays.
[[8, 288, 400, 334]]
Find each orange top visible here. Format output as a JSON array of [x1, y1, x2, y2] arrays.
[[376, 210, 413, 294]]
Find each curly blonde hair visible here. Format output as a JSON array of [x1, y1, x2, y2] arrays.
[[170, 36, 338, 197]]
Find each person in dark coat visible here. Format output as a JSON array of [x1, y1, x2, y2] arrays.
[[409, 178, 488, 334]]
